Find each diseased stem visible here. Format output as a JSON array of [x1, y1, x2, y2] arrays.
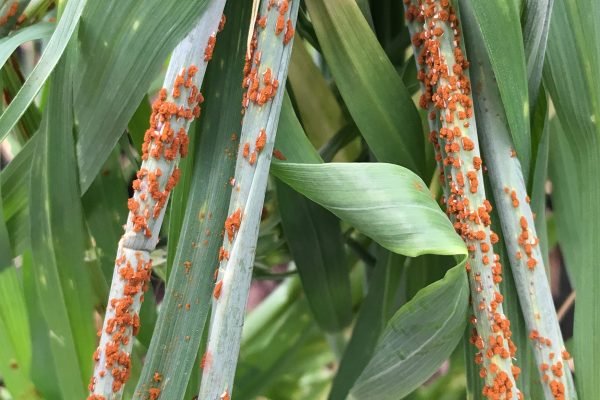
[[460, 1, 576, 395], [404, 1, 520, 398], [87, 3, 226, 399], [198, 1, 299, 399]]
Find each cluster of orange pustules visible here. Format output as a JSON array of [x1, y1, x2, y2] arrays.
[[530, 330, 571, 399], [128, 65, 205, 237], [88, 252, 151, 396], [405, 0, 519, 399], [242, 1, 294, 112]]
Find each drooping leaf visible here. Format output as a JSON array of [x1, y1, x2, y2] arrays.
[[349, 263, 468, 400], [272, 162, 466, 257], [0, 22, 53, 69]]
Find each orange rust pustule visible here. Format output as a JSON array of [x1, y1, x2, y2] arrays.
[[148, 388, 161, 400], [405, 0, 518, 397], [213, 280, 223, 299], [224, 209, 242, 241]]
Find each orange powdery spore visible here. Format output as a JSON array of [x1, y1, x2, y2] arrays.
[[243, 142, 250, 159], [220, 390, 231, 400], [256, 129, 267, 153], [218, 14, 227, 32], [0, 2, 18, 26], [405, 0, 518, 397], [218, 246, 229, 262], [283, 19, 295, 44], [200, 351, 212, 369], [224, 209, 242, 241], [149, 388, 161, 400], [87, 395, 106, 400], [213, 280, 223, 299], [205, 34, 217, 62], [275, 14, 285, 35], [273, 149, 286, 160], [153, 372, 162, 383]]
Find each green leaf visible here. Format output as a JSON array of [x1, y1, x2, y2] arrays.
[[329, 247, 405, 400], [522, 0, 553, 106], [0, 22, 54, 69], [74, 0, 211, 192], [349, 263, 469, 400], [134, 2, 249, 397], [28, 44, 94, 399], [277, 181, 353, 332], [235, 278, 320, 398], [544, 0, 600, 396], [0, 184, 38, 399], [0, 0, 85, 143], [305, 0, 424, 174], [0, 132, 35, 254], [81, 149, 129, 282], [465, 0, 530, 177], [271, 163, 466, 257]]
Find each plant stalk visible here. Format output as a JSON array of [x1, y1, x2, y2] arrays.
[[198, 1, 299, 399], [87, 2, 226, 398], [404, 1, 520, 398]]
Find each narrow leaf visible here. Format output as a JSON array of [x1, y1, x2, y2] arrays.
[[0, 0, 85, 143], [305, 0, 424, 174]]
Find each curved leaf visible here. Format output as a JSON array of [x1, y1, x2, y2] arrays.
[[0, 0, 85, 143], [0, 22, 54, 69], [271, 162, 466, 257], [349, 263, 468, 400]]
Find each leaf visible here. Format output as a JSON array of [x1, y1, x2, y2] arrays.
[[287, 39, 345, 148], [133, 2, 249, 397], [0, 132, 36, 254], [0, 0, 85, 143], [544, 0, 600, 396], [271, 163, 466, 257], [522, 0, 553, 106], [461, 0, 575, 396], [464, 0, 530, 177], [74, 0, 212, 192], [234, 278, 320, 398], [0, 183, 38, 399], [0, 22, 54, 69], [28, 44, 94, 399], [305, 0, 424, 174], [81, 149, 129, 281], [277, 180, 353, 332], [329, 247, 405, 400], [349, 263, 469, 400], [199, 2, 301, 397]]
